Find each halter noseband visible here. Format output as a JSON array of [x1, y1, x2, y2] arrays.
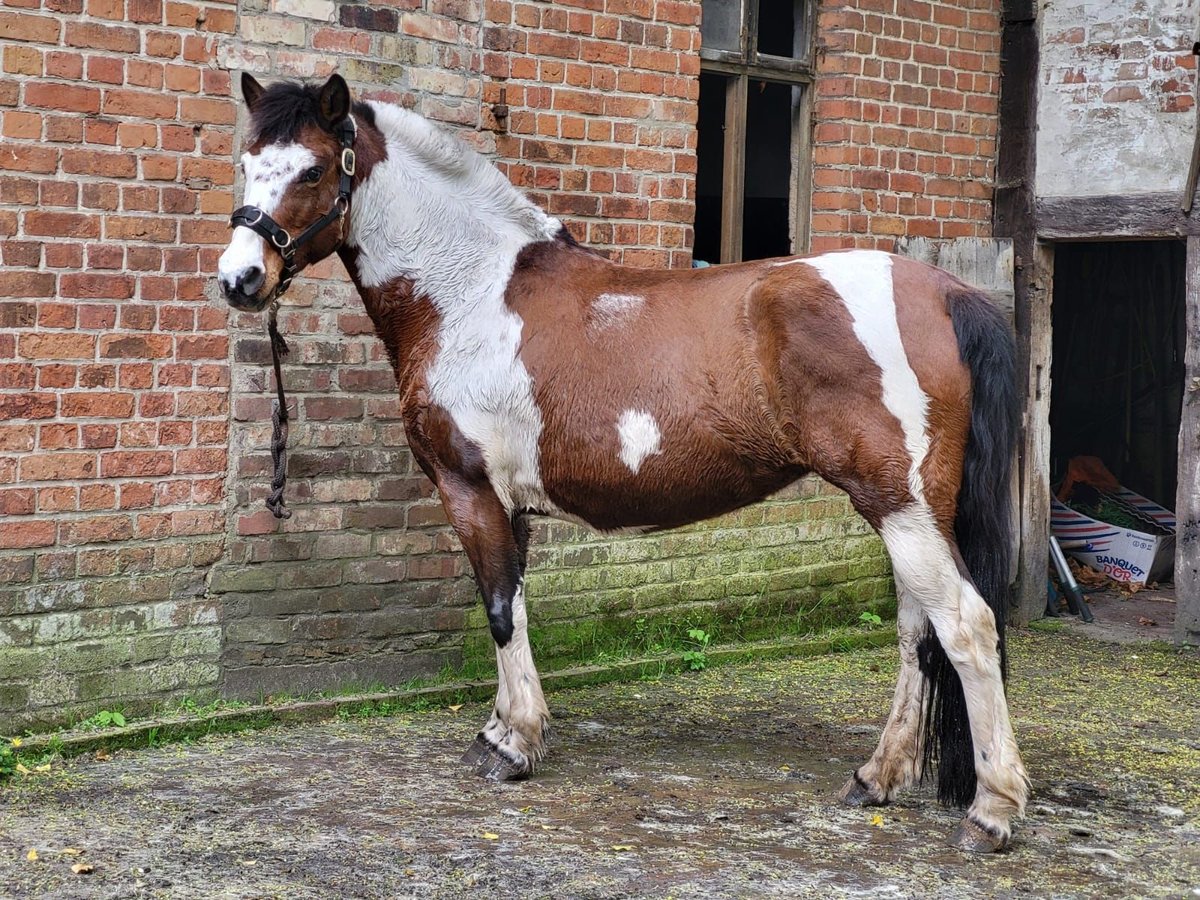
[[229, 116, 358, 301]]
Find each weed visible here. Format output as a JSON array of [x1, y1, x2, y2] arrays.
[[78, 710, 127, 730], [858, 611, 883, 627], [681, 627, 712, 671]]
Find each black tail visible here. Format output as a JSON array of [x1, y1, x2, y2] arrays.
[[918, 288, 1019, 807]]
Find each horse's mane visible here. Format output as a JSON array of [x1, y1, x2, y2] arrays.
[[249, 81, 377, 145]]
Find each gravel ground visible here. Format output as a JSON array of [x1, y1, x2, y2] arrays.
[[1, 629, 1198, 899]]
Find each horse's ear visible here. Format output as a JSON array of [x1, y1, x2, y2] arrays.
[[241, 72, 266, 111], [317, 74, 351, 129]]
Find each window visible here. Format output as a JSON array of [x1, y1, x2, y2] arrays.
[[694, 0, 815, 265]]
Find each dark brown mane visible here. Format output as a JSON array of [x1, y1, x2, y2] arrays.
[[249, 80, 377, 145]]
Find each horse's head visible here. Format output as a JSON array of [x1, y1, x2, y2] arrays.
[[218, 73, 358, 312]]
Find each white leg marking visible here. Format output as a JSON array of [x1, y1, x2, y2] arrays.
[[856, 589, 927, 798], [218, 143, 317, 286], [493, 582, 549, 765], [616, 409, 662, 474], [880, 505, 1028, 833], [588, 293, 645, 332], [804, 251, 930, 500]]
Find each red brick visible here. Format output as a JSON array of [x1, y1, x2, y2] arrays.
[[24, 211, 100, 238], [61, 392, 135, 418], [0, 271, 55, 298], [0, 520, 55, 549], [60, 273, 137, 300], [0, 145, 58, 174], [100, 450, 173, 477], [19, 333, 95, 360], [20, 452, 96, 481], [0, 10, 60, 43], [62, 149, 137, 179], [65, 21, 139, 52]]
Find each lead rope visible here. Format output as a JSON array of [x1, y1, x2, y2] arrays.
[[266, 302, 292, 519]]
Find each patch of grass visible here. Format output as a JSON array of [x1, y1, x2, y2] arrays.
[[681, 627, 712, 671]]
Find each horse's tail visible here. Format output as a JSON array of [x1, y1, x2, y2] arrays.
[[918, 287, 1019, 807]]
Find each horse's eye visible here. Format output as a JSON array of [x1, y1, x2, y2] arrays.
[[302, 167, 323, 183]]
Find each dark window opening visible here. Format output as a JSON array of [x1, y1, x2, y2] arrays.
[[694, 72, 727, 266], [1050, 240, 1186, 509], [742, 80, 794, 261], [756, 0, 806, 59]]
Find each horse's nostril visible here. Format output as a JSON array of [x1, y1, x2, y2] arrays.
[[236, 267, 265, 296]]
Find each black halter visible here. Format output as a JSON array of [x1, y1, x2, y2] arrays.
[[228, 116, 357, 519], [228, 116, 358, 301]]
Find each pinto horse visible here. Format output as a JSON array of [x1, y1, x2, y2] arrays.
[[218, 73, 1029, 852]]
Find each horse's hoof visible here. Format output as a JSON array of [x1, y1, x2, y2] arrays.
[[837, 771, 887, 807], [461, 734, 492, 768], [948, 816, 1009, 853], [474, 744, 530, 782]]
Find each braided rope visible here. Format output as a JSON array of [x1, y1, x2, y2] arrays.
[[265, 305, 292, 520]]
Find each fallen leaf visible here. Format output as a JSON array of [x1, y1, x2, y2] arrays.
[[869, 814, 885, 827], [518, 806, 532, 814], [481, 832, 499, 841], [15, 763, 30, 776], [778, 765, 791, 772], [239, 859, 257, 867], [94, 750, 111, 762], [1137, 617, 1157, 626], [62, 849, 82, 856], [404, 869, 415, 877], [34, 764, 50, 773], [540, 824, 554, 831], [71, 863, 94, 875], [26, 850, 38, 862], [611, 845, 635, 852], [448, 704, 463, 712]]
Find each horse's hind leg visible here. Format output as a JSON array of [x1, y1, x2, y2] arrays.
[[879, 504, 1028, 849], [837, 586, 926, 806]]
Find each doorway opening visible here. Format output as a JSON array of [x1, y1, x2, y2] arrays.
[[1049, 239, 1185, 632]]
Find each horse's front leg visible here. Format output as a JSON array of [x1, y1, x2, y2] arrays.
[[439, 479, 549, 781]]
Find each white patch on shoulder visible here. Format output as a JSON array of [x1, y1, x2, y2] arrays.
[[219, 143, 317, 285], [589, 293, 645, 332], [804, 250, 930, 501], [347, 102, 563, 514], [616, 409, 662, 474]]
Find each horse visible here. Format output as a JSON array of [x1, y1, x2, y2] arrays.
[[217, 73, 1029, 853]]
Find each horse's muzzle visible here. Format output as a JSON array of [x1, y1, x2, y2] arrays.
[[219, 267, 271, 312]]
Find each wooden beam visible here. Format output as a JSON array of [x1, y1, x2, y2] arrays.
[[1176, 234, 1200, 645], [1014, 243, 1053, 627], [720, 74, 747, 264], [994, 0, 1042, 624], [789, 82, 813, 254], [1037, 193, 1200, 240]]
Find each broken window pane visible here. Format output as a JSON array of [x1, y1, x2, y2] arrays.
[[701, 0, 744, 55]]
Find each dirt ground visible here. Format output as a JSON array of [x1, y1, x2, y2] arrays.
[[2, 629, 1198, 899]]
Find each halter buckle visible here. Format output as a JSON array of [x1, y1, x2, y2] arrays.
[[341, 148, 356, 177]]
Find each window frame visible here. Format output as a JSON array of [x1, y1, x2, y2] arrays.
[[698, 0, 816, 263]]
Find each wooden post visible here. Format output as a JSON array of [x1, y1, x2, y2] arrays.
[[1013, 242, 1053, 626], [1176, 235, 1200, 645], [720, 74, 747, 264], [994, 0, 1043, 624]]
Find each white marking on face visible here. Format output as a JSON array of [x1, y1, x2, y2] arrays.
[[616, 409, 662, 474], [589, 292, 645, 332], [347, 102, 563, 514], [218, 142, 317, 288], [804, 250, 930, 501]]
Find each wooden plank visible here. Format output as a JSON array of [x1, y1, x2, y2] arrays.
[[1037, 193, 1200, 240], [1013, 242, 1054, 627], [994, 0, 1042, 623], [893, 237, 1015, 321], [789, 82, 813, 253], [720, 74, 747, 264], [1176, 235, 1200, 645]]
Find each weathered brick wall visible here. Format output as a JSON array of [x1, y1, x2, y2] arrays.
[[1035, 0, 1195, 198], [809, 0, 1001, 251], [0, 0, 1006, 729], [1, 1, 234, 725]]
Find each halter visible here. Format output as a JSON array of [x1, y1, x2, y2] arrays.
[[228, 116, 357, 519], [228, 115, 358, 302]]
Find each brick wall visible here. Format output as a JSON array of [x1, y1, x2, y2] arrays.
[[1, 0, 235, 724], [808, 0, 1001, 251], [1, 0, 1005, 729], [1035, 0, 1195, 198]]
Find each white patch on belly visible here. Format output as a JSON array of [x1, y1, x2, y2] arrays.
[[616, 409, 662, 474], [589, 293, 645, 332], [803, 250, 930, 501]]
